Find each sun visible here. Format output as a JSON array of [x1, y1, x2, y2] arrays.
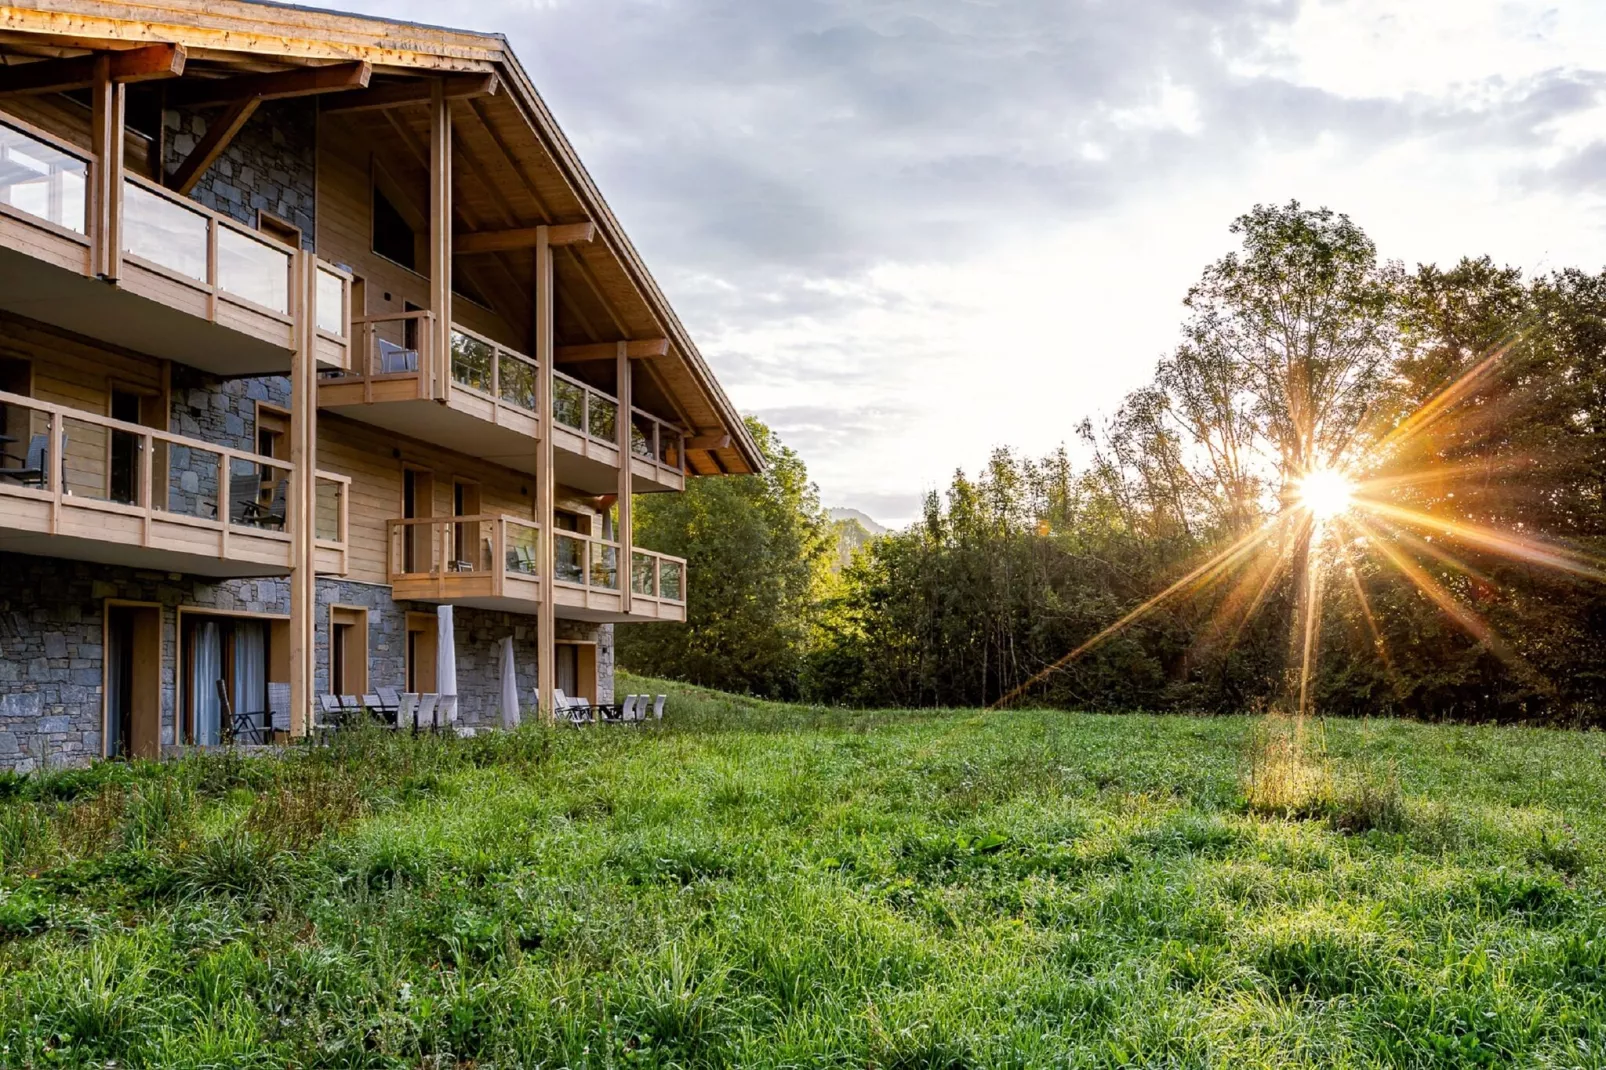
[[1298, 468, 1356, 520]]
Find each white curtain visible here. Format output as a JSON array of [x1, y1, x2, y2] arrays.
[[437, 606, 457, 699], [500, 635, 520, 729], [192, 621, 222, 746], [234, 622, 265, 720]]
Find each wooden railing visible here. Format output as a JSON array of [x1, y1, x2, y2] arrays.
[[385, 514, 543, 600], [0, 389, 341, 568], [552, 528, 624, 592], [121, 173, 297, 321], [631, 548, 689, 605], [450, 324, 541, 415], [314, 470, 351, 575], [312, 259, 354, 370], [550, 369, 620, 447], [629, 407, 687, 477]]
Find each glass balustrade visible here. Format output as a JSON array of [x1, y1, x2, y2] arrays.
[[659, 559, 684, 602], [315, 478, 344, 542], [632, 551, 657, 597], [504, 521, 540, 575], [0, 122, 86, 233], [216, 226, 290, 313], [450, 330, 494, 393], [316, 266, 347, 336], [552, 377, 585, 431], [123, 180, 207, 281], [590, 541, 620, 590], [554, 532, 585, 585], [587, 394, 618, 442], [499, 352, 538, 412]]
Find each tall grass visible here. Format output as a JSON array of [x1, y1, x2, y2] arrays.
[[0, 677, 1601, 1067]]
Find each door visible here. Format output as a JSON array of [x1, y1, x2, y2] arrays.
[[453, 481, 481, 570], [108, 389, 142, 504], [406, 612, 438, 693], [106, 604, 161, 759], [330, 607, 368, 696], [402, 467, 434, 573]]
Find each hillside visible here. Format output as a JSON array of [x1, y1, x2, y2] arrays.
[[828, 508, 886, 571], [1, 682, 1602, 1067]]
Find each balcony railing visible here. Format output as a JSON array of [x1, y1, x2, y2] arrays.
[[314, 470, 351, 576], [0, 389, 344, 576], [313, 260, 353, 370], [631, 548, 688, 606], [630, 408, 687, 481], [553, 528, 622, 592], [450, 325, 540, 415], [550, 370, 620, 449], [385, 514, 542, 603], [0, 117, 88, 240]]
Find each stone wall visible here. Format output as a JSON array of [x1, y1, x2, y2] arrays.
[[313, 578, 407, 699], [0, 555, 287, 773], [162, 99, 317, 250]]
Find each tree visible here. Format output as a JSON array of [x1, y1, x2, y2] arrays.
[[617, 418, 833, 698]]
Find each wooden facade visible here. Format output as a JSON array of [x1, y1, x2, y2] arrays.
[[0, 0, 756, 733]]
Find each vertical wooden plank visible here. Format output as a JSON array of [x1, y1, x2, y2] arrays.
[[535, 226, 555, 723], [89, 54, 125, 280], [289, 252, 318, 737], [617, 341, 633, 615], [429, 80, 453, 402]]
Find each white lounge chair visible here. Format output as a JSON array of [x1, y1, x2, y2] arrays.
[[439, 695, 458, 725], [415, 693, 438, 730], [652, 695, 666, 720], [397, 692, 417, 730]]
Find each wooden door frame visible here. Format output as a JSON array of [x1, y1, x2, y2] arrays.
[[328, 603, 370, 696], [175, 607, 289, 745], [404, 610, 439, 693], [102, 599, 162, 760]]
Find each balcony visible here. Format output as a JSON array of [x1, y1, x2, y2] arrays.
[[628, 409, 688, 493], [0, 112, 352, 376], [319, 314, 543, 473], [386, 514, 543, 612], [0, 390, 350, 578], [552, 529, 688, 623], [629, 547, 689, 623]]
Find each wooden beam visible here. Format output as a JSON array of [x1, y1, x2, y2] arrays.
[[535, 226, 556, 724], [617, 341, 633, 615], [165, 97, 258, 195], [320, 73, 497, 114], [428, 78, 453, 399], [555, 339, 669, 362], [164, 60, 371, 108], [0, 43, 185, 95], [686, 433, 732, 451], [89, 54, 124, 281], [455, 222, 594, 255]]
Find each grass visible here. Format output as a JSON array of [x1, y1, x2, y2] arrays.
[[0, 677, 1603, 1068]]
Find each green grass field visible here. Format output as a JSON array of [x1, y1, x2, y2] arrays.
[[1, 677, 1604, 1068]]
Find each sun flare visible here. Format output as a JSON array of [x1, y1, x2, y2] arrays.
[[1298, 468, 1356, 520]]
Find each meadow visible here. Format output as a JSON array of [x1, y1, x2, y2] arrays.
[[1, 677, 1603, 1068]]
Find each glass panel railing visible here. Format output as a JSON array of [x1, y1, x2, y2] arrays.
[[60, 415, 113, 503], [216, 226, 290, 313], [315, 477, 343, 542], [0, 122, 86, 233], [630, 413, 655, 459], [552, 377, 584, 431], [590, 541, 620, 590], [587, 394, 618, 442], [450, 330, 493, 394], [164, 442, 220, 519], [0, 405, 63, 493], [499, 353, 537, 412], [659, 559, 684, 602], [316, 267, 346, 336], [504, 520, 540, 575], [554, 532, 585, 585], [123, 180, 207, 281], [228, 458, 290, 531], [447, 518, 491, 572], [632, 551, 657, 597], [659, 428, 682, 468]]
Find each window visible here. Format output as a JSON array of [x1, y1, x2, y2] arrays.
[[258, 211, 301, 249], [373, 185, 415, 271]]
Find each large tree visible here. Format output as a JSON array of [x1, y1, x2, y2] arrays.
[[617, 418, 833, 698]]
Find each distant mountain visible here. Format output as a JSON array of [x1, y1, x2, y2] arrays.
[[828, 508, 887, 535], [827, 508, 887, 572]]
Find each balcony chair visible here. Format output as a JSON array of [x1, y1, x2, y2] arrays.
[[0, 431, 64, 488], [259, 478, 288, 530], [377, 339, 419, 374]]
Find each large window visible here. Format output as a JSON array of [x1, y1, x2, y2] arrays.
[[373, 185, 416, 271]]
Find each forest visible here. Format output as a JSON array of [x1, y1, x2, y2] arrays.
[[620, 202, 1606, 726]]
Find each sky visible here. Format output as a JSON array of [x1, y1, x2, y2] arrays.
[[344, 0, 1606, 526]]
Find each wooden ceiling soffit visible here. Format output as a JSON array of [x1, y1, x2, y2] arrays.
[[321, 73, 497, 114], [456, 222, 594, 254], [554, 339, 668, 362], [164, 60, 371, 107], [0, 43, 185, 95]]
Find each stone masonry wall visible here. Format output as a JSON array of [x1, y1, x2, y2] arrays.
[[162, 99, 317, 250]]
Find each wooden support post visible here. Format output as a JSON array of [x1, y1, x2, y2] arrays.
[[617, 340, 633, 616], [289, 252, 319, 738], [89, 55, 125, 281], [536, 225, 556, 723], [428, 78, 453, 400]]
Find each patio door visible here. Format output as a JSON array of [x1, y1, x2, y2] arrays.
[[453, 480, 480, 570], [406, 612, 438, 693], [105, 604, 160, 759], [403, 467, 434, 573]]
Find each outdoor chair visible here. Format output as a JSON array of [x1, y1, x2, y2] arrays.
[[397, 692, 417, 730], [377, 687, 401, 711], [616, 695, 638, 723], [438, 694, 458, 724], [261, 478, 289, 530], [0, 431, 64, 488], [318, 693, 343, 719], [415, 693, 438, 730], [339, 695, 364, 719], [216, 679, 267, 745], [378, 339, 420, 373], [652, 695, 666, 720], [229, 476, 264, 526]]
